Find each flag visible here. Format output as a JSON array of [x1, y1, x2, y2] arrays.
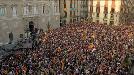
[[91, 33, 96, 39], [61, 59, 64, 70], [88, 43, 95, 49], [82, 30, 87, 40]]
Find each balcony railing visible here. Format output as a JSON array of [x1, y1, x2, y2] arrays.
[[23, 14, 40, 17]]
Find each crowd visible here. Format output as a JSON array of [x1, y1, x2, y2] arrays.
[[0, 22, 134, 75]]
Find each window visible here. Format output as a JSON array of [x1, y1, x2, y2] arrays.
[[70, 11, 72, 17], [111, 8, 115, 14], [55, 5, 58, 13], [24, 5, 32, 15], [0, 7, 5, 16], [96, 7, 100, 13], [33, 6, 38, 15], [104, 20, 107, 25], [73, 11, 75, 17], [43, 5, 45, 14], [104, 13, 107, 18], [28, 5, 32, 13], [96, 20, 99, 23], [96, 13, 99, 17], [70, 0, 72, 8], [96, 1, 100, 13], [110, 14, 114, 20], [12, 6, 17, 17], [110, 21, 114, 25], [54, 1, 59, 14], [70, 19, 72, 23], [24, 6, 28, 15], [73, 18, 76, 23], [64, 0, 66, 8], [104, 6, 108, 14], [90, 5, 93, 13]]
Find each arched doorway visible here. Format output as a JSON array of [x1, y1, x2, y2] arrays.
[[29, 21, 34, 32]]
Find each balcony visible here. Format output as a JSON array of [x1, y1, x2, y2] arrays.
[[23, 14, 40, 18]]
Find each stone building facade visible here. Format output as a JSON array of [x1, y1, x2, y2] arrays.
[[59, 0, 88, 25], [0, 0, 60, 45], [88, 0, 121, 25], [59, 0, 122, 26]]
